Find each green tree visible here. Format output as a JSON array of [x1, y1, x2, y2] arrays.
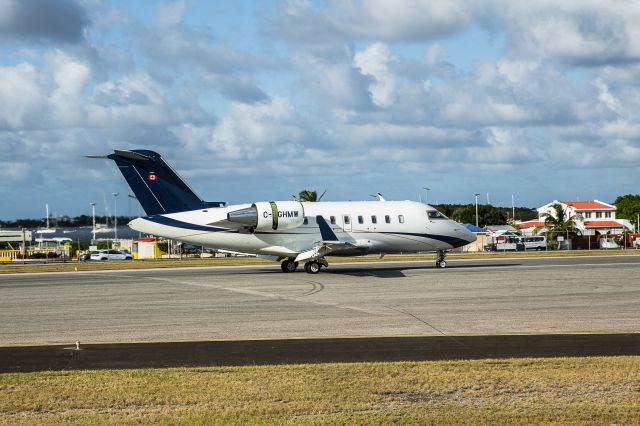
[[614, 194, 640, 230], [450, 204, 507, 227], [535, 203, 580, 249], [297, 189, 326, 202]]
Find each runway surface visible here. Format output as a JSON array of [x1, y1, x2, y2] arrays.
[[2, 333, 639, 372], [1, 255, 639, 345]]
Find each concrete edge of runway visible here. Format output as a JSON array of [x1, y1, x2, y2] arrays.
[[2, 253, 640, 277], [1, 333, 639, 373]]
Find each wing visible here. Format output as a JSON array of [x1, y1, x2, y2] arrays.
[[294, 215, 357, 263]]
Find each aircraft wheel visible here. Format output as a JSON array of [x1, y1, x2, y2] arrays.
[[281, 259, 298, 272], [436, 260, 447, 268], [304, 261, 321, 274]]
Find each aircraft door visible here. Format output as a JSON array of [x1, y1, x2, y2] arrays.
[[342, 215, 352, 232]]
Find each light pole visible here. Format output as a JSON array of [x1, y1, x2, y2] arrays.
[[128, 194, 141, 217], [422, 187, 431, 205], [90, 202, 96, 242], [474, 193, 480, 228], [128, 194, 142, 238], [112, 192, 119, 240]]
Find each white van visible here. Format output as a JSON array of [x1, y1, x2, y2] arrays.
[[519, 236, 547, 251], [495, 235, 546, 251]]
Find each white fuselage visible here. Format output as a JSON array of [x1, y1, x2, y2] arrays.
[[128, 200, 476, 257]]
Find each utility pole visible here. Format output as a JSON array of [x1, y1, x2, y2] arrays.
[[512, 194, 515, 220], [474, 193, 480, 228], [128, 194, 142, 238], [422, 187, 430, 205], [112, 192, 119, 241], [90, 202, 96, 242]]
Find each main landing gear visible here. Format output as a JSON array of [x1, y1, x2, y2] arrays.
[[304, 261, 321, 274], [280, 258, 328, 274], [436, 250, 447, 268], [280, 259, 298, 272]]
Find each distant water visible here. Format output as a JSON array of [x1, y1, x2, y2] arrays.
[[32, 226, 143, 243]]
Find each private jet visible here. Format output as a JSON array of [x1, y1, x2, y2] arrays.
[[88, 150, 476, 273]]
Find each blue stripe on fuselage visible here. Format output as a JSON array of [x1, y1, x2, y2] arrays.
[[146, 215, 229, 232], [385, 232, 469, 248]]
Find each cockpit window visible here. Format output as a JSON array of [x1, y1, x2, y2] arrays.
[[428, 211, 447, 219]]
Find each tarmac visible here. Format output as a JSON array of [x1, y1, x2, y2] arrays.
[[2, 333, 639, 372], [1, 255, 639, 371]]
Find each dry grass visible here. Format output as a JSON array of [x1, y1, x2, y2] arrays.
[[1, 356, 639, 424], [1, 250, 639, 275]]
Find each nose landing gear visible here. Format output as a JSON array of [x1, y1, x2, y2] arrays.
[[436, 250, 447, 268]]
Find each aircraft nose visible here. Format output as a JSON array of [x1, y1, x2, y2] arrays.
[[453, 224, 477, 245], [464, 228, 477, 244]]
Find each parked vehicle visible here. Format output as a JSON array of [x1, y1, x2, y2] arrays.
[[90, 249, 133, 261], [489, 235, 546, 251], [599, 238, 619, 250], [79, 251, 98, 261], [519, 236, 547, 251]]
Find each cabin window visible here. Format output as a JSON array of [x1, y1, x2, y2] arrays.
[[303, 217, 308, 225], [385, 215, 390, 224], [343, 215, 350, 224], [358, 215, 364, 224], [330, 216, 336, 224], [398, 215, 405, 223], [371, 215, 377, 224]]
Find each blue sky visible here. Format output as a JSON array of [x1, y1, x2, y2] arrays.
[[1, 0, 640, 220]]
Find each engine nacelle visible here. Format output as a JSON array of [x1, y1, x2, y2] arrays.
[[227, 201, 305, 231]]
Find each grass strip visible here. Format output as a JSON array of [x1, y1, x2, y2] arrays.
[[1, 356, 639, 425], [1, 250, 639, 275]]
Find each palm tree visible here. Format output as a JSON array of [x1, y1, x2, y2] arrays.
[[297, 189, 326, 202], [535, 203, 581, 249]]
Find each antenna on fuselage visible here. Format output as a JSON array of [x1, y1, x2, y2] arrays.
[[369, 193, 386, 201]]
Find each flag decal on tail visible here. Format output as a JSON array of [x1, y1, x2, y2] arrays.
[[148, 173, 157, 181]]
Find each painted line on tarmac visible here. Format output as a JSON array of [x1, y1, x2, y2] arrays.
[[110, 273, 386, 316]]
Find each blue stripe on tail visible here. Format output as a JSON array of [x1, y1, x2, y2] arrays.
[[108, 149, 224, 215]]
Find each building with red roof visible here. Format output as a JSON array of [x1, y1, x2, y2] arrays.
[[517, 200, 633, 236]]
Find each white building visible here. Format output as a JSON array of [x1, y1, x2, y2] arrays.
[[517, 200, 633, 236]]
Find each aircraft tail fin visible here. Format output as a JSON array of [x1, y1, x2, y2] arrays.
[[104, 149, 224, 216]]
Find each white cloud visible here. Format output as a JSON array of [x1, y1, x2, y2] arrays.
[[494, 0, 640, 65], [426, 43, 446, 66], [0, 161, 31, 181], [156, 0, 187, 27], [0, 62, 45, 129], [292, 49, 371, 110], [209, 97, 306, 160], [88, 74, 167, 126], [594, 78, 622, 114], [48, 50, 91, 124], [273, 0, 471, 43], [353, 43, 396, 107], [347, 0, 471, 41]]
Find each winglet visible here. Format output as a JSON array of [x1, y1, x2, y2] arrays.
[[316, 215, 339, 241]]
